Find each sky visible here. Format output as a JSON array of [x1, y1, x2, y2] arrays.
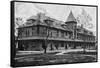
[[14, 2, 97, 35]]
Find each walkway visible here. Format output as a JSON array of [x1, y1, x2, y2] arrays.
[[16, 49, 97, 55]]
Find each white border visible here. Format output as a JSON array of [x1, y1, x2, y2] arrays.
[[0, 0, 99, 68]]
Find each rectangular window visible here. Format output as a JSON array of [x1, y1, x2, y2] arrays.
[[57, 30, 59, 37], [26, 28, 29, 37], [61, 31, 64, 37], [18, 28, 22, 38], [39, 26, 47, 36], [52, 29, 57, 38], [22, 28, 26, 37], [32, 27, 37, 36]]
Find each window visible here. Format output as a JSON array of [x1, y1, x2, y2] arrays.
[[39, 26, 47, 36], [18, 28, 22, 37], [57, 30, 59, 37], [84, 30, 88, 34], [44, 19, 53, 26], [49, 31, 52, 37], [27, 19, 36, 24], [32, 27, 37, 36], [51, 29, 58, 38], [28, 28, 32, 36], [26, 29, 29, 37], [65, 32, 70, 38], [21, 28, 26, 37], [61, 31, 64, 37]]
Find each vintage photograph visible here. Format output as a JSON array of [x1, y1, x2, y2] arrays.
[[11, 1, 97, 67]]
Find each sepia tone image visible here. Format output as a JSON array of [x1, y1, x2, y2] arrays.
[[11, 1, 98, 67]]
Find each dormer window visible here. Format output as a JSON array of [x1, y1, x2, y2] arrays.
[[27, 19, 36, 23], [77, 29, 81, 32], [89, 32, 93, 35], [84, 30, 88, 34], [44, 19, 53, 26]]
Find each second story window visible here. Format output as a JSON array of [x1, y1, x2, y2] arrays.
[[21, 28, 26, 37], [51, 29, 58, 38], [61, 31, 64, 37], [18, 28, 22, 38], [65, 32, 70, 38], [57, 30, 59, 37], [26, 29, 29, 37], [44, 19, 53, 26], [39, 26, 47, 36], [32, 27, 37, 36]]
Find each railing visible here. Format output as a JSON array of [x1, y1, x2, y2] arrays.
[[18, 34, 95, 43], [18, 34, 72, 40]]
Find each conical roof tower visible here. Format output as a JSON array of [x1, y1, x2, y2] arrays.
[[67, 11, 76, 22]]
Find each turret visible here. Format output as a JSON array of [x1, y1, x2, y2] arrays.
[[65, 11, 77, 39]]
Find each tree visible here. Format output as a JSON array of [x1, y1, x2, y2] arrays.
[[44, 19, 53, 53], [15, 17, 23, 51], [76, 8, 93, 29], [42, 40, 47, 53], [37, 13, 52, 53], [55, 44, 58, 50], [41, 26, 50, 53]]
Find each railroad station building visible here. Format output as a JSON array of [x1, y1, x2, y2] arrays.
[[16, 11, 96, 51]]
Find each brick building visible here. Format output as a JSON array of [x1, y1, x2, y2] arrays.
[[16, 11, 96, 51]]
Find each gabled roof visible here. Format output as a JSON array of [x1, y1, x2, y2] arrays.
[[18, 12, 76, 31], [67, 11, 76, 22]]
